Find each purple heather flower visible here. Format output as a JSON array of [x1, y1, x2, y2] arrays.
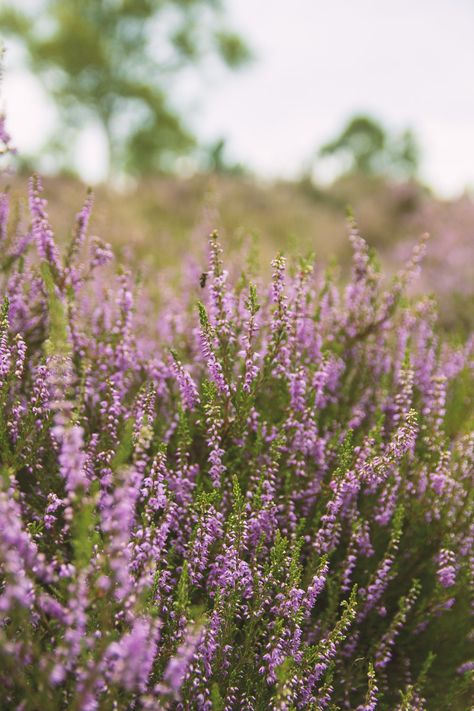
[[437, 549, 457, 588], [28, 175, 63, 277], [170, 354, 200, 410], [53, 424, 89, 494], [103, 617, 159, 693], [162, 629, 202, 696]]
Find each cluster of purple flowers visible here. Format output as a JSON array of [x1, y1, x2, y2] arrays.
[[0, 160, 473, 709]]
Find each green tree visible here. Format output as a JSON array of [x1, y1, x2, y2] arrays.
[[205, 137, 246, 175], [0, 0, 251, 176], [318, 114, 419, 180]]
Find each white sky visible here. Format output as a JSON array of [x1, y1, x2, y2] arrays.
[[2, 0, 474, 195]]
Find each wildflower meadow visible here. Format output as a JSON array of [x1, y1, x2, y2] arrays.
[[0, 115, 473, 710]]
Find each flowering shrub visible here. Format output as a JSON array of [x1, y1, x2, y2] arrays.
[[0, 141, 473, 707]]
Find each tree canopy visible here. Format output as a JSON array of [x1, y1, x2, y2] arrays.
[[0, 0, 251, 176], [319, 115, 419, 180]]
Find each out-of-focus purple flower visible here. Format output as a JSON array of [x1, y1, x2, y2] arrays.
[[52, 424, 89, 495], [161, 628, 202, 696], [103, 617, 159, 692]]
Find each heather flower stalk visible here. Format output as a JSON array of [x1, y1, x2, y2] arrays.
[[359, 508, 404, 619], [208, 229, 233, 340], [187, 497, 224, 586], [356, 663, 378, 711], [28, 175, 63, 279], [437, 548, 456, 588], [240, 282, 260, 393], [0, 480, 39, 613], [0, 192, 8, 244], [102, 616, 160, 693], [374, 579, 421, 669], [170, 350, 200, 410], [203, 388, 226, 488], [65, 190, 94, 269], [55, 423, 89, 495], [198, 301, 230, 397], [269, 253, 290, 373]]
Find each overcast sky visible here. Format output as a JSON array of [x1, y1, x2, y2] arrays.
[[2, 0, 473, 195]]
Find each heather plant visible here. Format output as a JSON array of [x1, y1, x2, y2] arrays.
[[0, 124, 473, 709]]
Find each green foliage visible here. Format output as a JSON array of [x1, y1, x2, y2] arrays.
[[71, 480, 100, 569], [111, 418, 135, 470], [318, 114, 419, 180], [205, 137, 247, 176], [40, 262, 70, 357]]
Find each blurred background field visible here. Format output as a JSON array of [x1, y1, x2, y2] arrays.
[[5, 170, 473, 333], [1, 0, 473, 330]]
